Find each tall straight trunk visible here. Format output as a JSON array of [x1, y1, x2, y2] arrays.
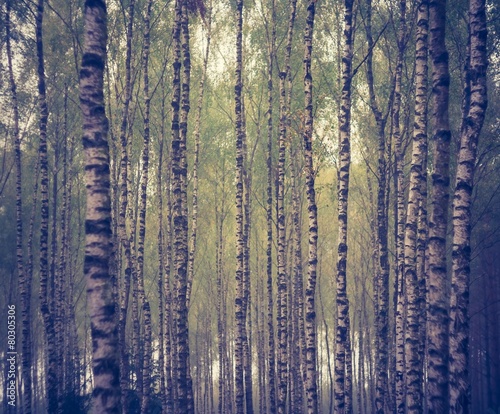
[[35, 0, 57, 410], [449, 0, 488, 411], [6, 3, 31, 411], [216, 219, 223, 414], [393, 3, 407, 413], [158, 137, 167, 412], [117, 0, 135, 406], [426, 0, 452, 412], [404, 2, 429, 413], [79, 0, 121, 412], [416, 133, 428, 410], [334, 1, 354, 412], [290, 146, 305, 413], [265, 0, 277, 410], [186, 2, 212, 309], [345, 314, 353, 414], [257, 279, 266, 414], [364, 0, 393, 410], [303, 2, 319, 412], [158, 80, 174, 414], [165, 153, 175, 414], [25, 158, 39, 412], [276, 0, 297, 411], [242, 121, 254, 414], [180, 1, 194, 411], [234, 0, 247, 411], [57, 135, 69, 406], [216, 202, 227, 414], [171, 0, 192, 410], [138, 0, 153, 411], [59, 93, 69, 400], [52, 137, 63, 412], [286, 10, 305, 413]]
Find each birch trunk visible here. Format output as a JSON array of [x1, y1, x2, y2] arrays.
[[117, 0, 135, 406], [303, 2, 319, 412], [171, 0, 193, 410], [449, 0, 488, 411], [138, 1, 153, 410], [242, 109, 254, 414], [334, 1, 354, 412], [426, 0, 452, 411], [234, 0, 247, 411], [186, 2, 212, 309], [393, 3, 407, 413], [79, 0, 121, 412], [276, 0, 297, 411], [364, 0, 392, 407], [291, 147, 305, 413], [35, 0, 58, 410], [265, 0, 277, 410], [6, 3, 31, 411], [404, 2, 429, 413]]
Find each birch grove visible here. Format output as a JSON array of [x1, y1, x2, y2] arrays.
[[1, 0, 498, 413]]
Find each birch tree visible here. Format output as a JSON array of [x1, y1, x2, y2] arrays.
[[426, 0, 452, 411], [404, 2, 429, 412], [79, 0, 121, 412], [334, 0, 355, 412], [303, 1, 319, 412], [449, 0, 488, 411]]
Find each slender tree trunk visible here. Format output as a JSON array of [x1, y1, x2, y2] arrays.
[[35, 0, 57, 410], [138, 1, 153, 411], [404, 2, 429, 413], [242, 121, 254, 414], [171, 0, 193, 410], [186, 1, 212, 309], [364, 1, 393, 410], [303, 2, 319, 412], [265, 0, 277, 410], [345, 314, 353, 414], [276, 0, 297, 411], [158, 137, 167, 412], [165, 153, 175, 414], [216, 203, 225, 414], [117, 0, 135, 407], [290, 146, 305, 413], [25, 158, 39, 412], [79, 0, 121, 412], [52, 134, 63, 413], [416, 131, 428, 413], [6, 3, 31, 411], [234, 0, 247, 411], [393, 3, 407, 413], [334, 1, 355, 412], [449, 0, 488, 411], [426, 0, 452, 412], [58, 135, 69, 408]]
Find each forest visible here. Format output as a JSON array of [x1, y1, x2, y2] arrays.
[[0, 0, 499, 412]]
